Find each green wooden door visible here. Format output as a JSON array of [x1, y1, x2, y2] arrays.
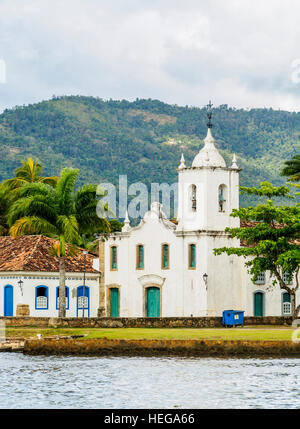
[[110, 288, 119, 317], [254, 292, 264, 316], [147, 287, 160, 317]]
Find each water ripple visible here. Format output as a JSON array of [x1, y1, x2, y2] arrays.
[[0, 354, 298, 408]]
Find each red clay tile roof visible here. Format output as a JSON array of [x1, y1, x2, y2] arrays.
[[240, 220, 300, 247], [0, 235, 99, 273]]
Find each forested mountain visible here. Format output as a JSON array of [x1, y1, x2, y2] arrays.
[[0, 95, 299, 207]]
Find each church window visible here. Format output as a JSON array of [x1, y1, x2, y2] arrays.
[[162, 244, 169, 269], [136, 245, 144, 269], [189, 244, 196, 269], [189, 185, 197, 212], [111, 246, 118, 270], [218, 185, 227, 212]]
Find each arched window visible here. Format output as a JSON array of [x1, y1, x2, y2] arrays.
[[56, 286, 69, 310], [218, 185, 227, 212], [189, 184, 197, 212], [35, 286, 48, 310], [282, 292, 292, 315]]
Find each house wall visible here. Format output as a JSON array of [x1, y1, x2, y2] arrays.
[[0, 272, 100, 318], [243, 270, 300, 317]]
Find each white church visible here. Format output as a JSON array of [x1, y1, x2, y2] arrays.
[[101, 115, 298, 319]]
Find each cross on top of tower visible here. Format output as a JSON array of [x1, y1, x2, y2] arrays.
[[206, 100, 213, 128]]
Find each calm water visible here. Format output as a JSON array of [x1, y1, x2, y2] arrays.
[[0, 353, 299, 409]]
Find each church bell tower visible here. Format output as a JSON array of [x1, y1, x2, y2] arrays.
[[176, 101, 240, 232]]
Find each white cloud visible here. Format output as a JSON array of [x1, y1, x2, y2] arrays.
[[0, 0, 300, 111]]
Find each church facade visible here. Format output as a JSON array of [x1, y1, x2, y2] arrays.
[[100, 122, 299, 319]]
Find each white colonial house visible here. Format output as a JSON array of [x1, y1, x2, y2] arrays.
[[0, 235, 100, 317], [101, 124, 299, 319]]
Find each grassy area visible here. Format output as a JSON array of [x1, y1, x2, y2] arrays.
[[4, 326, 297, 342]]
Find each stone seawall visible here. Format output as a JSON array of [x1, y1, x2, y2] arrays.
[[0, 316, 293, 328], [24, 338, 300, 357]]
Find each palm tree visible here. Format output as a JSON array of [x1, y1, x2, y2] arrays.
[[8, 168, 110, 317], [281, 154, 300, 182], [1, 157, 58, 192], [0, 187, 9, 235]]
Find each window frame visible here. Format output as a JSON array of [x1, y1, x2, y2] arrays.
[[254, 271, 266, 285], [110, 245, 118, 271], [190, 184, 197, 212], [218, 184, 227, 213], [161, 243, 170, 269], [188, 243, 196, 269], [76, 285, 90, 317], [35, 286, 49, 310], [136, 244, 144, 270], [282, 292, 292, 316]]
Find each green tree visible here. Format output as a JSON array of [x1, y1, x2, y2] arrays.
[[1, 157, 58, 192], [213, 182, 300, 318], [281, 154, 300, 182], [8, 167, 110, 317]]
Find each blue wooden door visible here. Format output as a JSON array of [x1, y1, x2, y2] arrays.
[[254, 292, 264, 317], [147, 287, 160, 317], [4, 285, 13, 317], [110, 288, 119, 317]]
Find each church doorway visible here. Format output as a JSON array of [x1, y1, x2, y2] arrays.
[[146, 287, 160, 317], [110, 288, 119, 317]]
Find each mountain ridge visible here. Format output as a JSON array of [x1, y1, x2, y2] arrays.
[[0, 95, 298, 207]]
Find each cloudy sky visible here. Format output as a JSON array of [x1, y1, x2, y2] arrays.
[[1, 0, 300, 112]]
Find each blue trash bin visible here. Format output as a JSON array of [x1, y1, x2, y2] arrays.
[[222, 310, 244, 327]]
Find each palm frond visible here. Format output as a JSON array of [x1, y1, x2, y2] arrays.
[[40, 176, 59, 187], [56, 168, 79, 215], [7, 194, 57, 227], [0, 225, 7, 235], [9, 216, 58, 237], [0, 178, 27, 192], [17, 182, 55, 198], [56, 214, 80, 243], [15, 158, 42, 182]]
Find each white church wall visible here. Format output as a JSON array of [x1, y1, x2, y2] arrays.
[[104, 210, 181, 317], [178, 168, 239, 232]]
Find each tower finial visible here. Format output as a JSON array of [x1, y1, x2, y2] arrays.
[[206, 100, 213, 128], [122, 210, 131, 232], [178, 153, 186, 169]]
